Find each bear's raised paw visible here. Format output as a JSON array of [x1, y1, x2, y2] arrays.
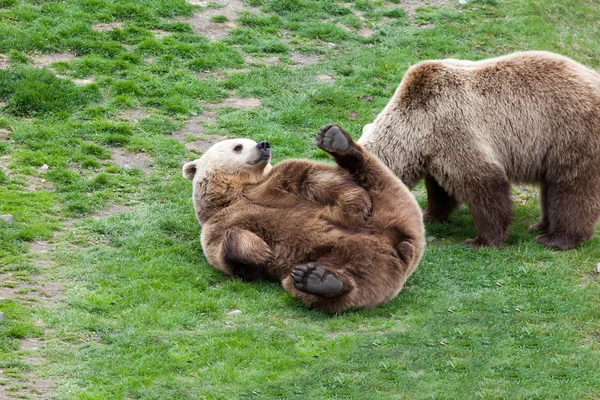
[[317, 125, 353, 154]]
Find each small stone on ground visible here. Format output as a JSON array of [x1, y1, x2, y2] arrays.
[[0, 214, 14, 224]]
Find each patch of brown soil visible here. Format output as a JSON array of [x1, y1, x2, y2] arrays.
[[20, 338, 41, 351], [214, 97, 261, 109], [196, 71, 228, 80], [357, 27, 374, 37], [386, 0, 452, 20], [32, 53, 76, 68], [291, 53, 320, 67], [315, 74, 335, 83], [152, 30, 172, 39], [178, 0, 254, 41], [110, 149, 153, 173], [29, 241, 50, 255], [245, 55, 281, 66], [116, 109, 150, 123], [174, 111, 226, 153], [24, 176, 55, 193], [92, 22, 124, 32], [0, 54, 9, 69]]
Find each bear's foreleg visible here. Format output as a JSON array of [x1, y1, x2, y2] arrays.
[[458, 167, 513, 248], [423, 175, 459, 222], [316, 124, 401, 192]]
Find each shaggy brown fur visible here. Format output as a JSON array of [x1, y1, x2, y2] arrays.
[[183, 125, 425, 313], [359, 51, 600, 249]]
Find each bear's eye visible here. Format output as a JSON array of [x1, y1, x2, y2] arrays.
[[233, 144, 243, 152]]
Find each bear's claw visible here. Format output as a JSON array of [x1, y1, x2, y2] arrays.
[[291, 263, 346, 298]]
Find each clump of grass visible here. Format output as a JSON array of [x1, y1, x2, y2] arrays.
[[210, 15, 229, 23], [0, 68, 101, 117]]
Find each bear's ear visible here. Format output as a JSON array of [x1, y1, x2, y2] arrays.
[[182, 162, 197, 180]]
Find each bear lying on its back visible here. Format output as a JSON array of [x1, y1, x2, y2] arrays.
[[183, 125, 425, 313], [360, 51, 600, 249]]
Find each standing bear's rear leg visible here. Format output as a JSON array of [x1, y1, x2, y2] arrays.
[[535, 180, 600, 249]]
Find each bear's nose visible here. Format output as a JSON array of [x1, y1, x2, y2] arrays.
[[257, 141, 270, 152]]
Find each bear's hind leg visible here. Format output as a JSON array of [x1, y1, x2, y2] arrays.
[[424, 175, 459, 222], [535, 181, 599, 249], [290, 263, 350, 298], [282, 237, 410, 313]]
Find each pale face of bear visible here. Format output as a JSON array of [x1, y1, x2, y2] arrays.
[[182, 138, 273, 183]]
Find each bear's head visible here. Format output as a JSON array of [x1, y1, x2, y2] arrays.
[[182, 139, 273, 223]]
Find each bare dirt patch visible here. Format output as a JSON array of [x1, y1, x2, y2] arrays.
[[357, 27, 374, 37], [20, 338, 41, 351], [245, 55, 281, 67], [316, 74, 335, 83], [291, 53, 320, 67], [89, 204, 134, 221], [174, 111, 227, 153], [0, 53, 9, 69], [32, 53, 76, 68], [386, 0, 452, 20], [152, 30, 172, 39], [178, 0, 254, 41], [214, 97, 261, 109], [110, 148, 153, 173], [174, 98, 260, 153], [29, 241, 51, 255], [92, 22, 124, 32], [116, 109, 150, 123], [24, 176, 55, 193], [197, 71, 228, 80]]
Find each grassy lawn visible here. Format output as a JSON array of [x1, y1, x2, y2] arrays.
[[0, 0, 599, 398]]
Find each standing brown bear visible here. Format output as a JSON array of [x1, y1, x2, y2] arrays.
[[183, 125, 425, 313], [359, 51, 600, 249]]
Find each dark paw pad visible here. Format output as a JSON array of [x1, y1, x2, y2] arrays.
[[291, 263, 345, 297], [317, 125, 351, 153]]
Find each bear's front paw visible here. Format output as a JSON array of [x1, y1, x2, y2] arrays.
[[317, 124, 353, 154], [291, 263, 346, 298], [463, 237, 496, 248]]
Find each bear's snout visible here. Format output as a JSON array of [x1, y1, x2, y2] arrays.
[[257, 141, 270, 153]]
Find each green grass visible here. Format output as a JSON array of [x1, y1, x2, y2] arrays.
[[0, 0, 599, 398]]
